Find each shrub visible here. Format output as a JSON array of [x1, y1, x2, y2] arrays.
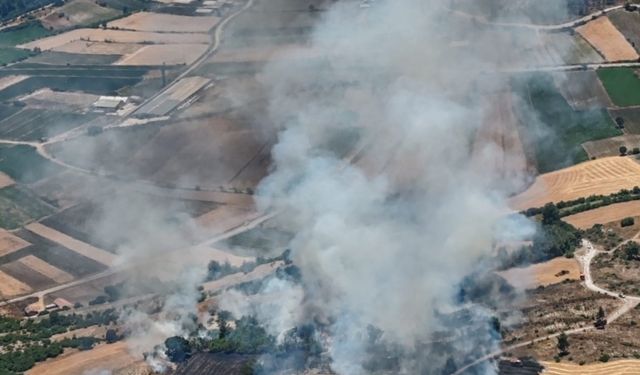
[[599, 353, 610, 362], [620, 146, 628, 155], [621, 217, 635, 227]]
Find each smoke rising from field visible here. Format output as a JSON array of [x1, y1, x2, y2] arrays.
[[219, 0, 570, 373]]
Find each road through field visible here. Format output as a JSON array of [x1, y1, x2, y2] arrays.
[[453, 239, 640, 374]]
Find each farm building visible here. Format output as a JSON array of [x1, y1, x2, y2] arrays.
[[94, 96, 127, 112], [53, 297, 73, 310]]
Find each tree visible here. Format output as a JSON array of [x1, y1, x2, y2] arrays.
[[620, 146, 628, 156], [557, 332, 569, 355], [623, 241, 640, 260], [615, 116, 625, 127], [542, 203, 560, 225], [597, 306, 605, 320], [164, 336, 191, 362], [105, 329, 118, 344], [490, 316, 501, 333], [442, 357, 457, 374], [621, 217, 635, 227], [217, 310, 231, 339]]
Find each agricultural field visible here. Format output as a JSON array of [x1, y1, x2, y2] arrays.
[[552, 70, 611, 110], [609, 108, 640, 134], [0, 107, 97, 141], [509, 157, 640, 210], [174, 353, 256, 375], [0, 47, 32, 66], [541, 360, 640, 375], [114, 43, 208, 66], [0, 22, 51, 47], [513, 73, 621, 173], [582, 135, 640, 158], [49, 40, 143, 55], [576, 16, 638, 62], [597, 67, 640, 107], [0, 186, 54, 230], [31, 170, 114, 209], [107, 12, 220, 32], [40, 0, 121, 31], [19, 89, 99, 111], [496, 256, 581, 289], [19, 28, 209, 51], [564, 200, 640, 229], [0, 229, 30, 257], [0, 144, 63, 184], [25, 51, 121, 65], [608, 8, 640, 54], [535, 32, 603, 66]]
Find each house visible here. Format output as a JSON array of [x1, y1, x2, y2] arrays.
[[94, 96, 127, 112]]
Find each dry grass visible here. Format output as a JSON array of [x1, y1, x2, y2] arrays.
[[497, 257, 581, 289], [0, 269, 32, 297], [107, 12, 220, 33], [0, 229, 30, 257], [576, 17, 639, 62], [541, 359, 640, 374], [509, 157, 640, 210], [25, 222, 116, 267], [114, 43, 208, 65], [20, 89, 98, 111], [18, 255, 74, 283], [564, 201, 640, 229], [27, 342, 140, 375], [582, 135, 640, 159], [51, 40, 143, 55], [19, 29, 209, 51]]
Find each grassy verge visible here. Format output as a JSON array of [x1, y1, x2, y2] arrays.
[[513, 73, 622, 173], [597, 67, 640, 107]]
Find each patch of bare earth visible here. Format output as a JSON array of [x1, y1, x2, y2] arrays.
[[576, 16, 639, 61]]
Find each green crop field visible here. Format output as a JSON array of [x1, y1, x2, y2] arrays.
[[0, 145, 63, 184], [0, 47, 32, 65], [513, 73, 622, 173], [0, 185, 54, 229], [0, 22, 51, 47], [0, 108, 96, 141], [597, 68, 640, 107]]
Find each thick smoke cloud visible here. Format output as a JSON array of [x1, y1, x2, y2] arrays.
[[220, 0, 570, 373]]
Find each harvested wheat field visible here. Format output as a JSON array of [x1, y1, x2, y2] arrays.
[[541, 359, 640, 374], [0, 270, 32, 297], [496, 256, 581, 289], [576, 17, 639, 61], [18, 255, 74, 283], [563, 200, 640, 229], [20, 89, 98, 111], [25, 222, 116, 267], [27, 342, 140, 375], [0, 172, 14, 189], [0, 229, 30, 257], [108, 12, 220, 33], [115, 43, 208, 66], [51, 40, 143, 55], [20, 29, 209, 51], [509, 157, 640, 210]]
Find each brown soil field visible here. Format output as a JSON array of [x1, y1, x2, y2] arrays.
[[0, 269, 32, 297], [51, 40, 143, 55], [27, 342, 140, 375], [25, 222, 116, 267], [553, 70, 612, 110], [20, 89, 98, 111], [541, 360, 640, 374], [564, 200, 640, 229], [114, 43, 208, 66], [582, 135, 640, 159], [107, 12, 220, 33], [0, 75, 28, 91], [0, 229, 30, 257], [509, 157, 640, 210], [0, 172, 14, 189], [211, 44, 322, 63], [576, 16, 639, 62], [20, 29, 210, 51], [497, 257, 581, 289], [18, 255, 73, 283], [471, 91, 531, 193], [41, 0, 119, 31]]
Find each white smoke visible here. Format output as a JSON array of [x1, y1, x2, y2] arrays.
[[218, 0, 563, 373]]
